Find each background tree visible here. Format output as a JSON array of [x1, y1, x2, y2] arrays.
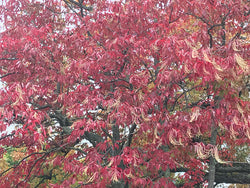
[[0, 0, 249, 187]]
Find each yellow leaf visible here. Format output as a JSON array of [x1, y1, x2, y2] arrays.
[[184, 64, 190, 73], [187, 128, 192, 138], [65, 150, 75, 158], [192, 48, 199, 58], [230, 124, 237, 140], [203, 51, 211, 63], [214, 72, 222, 81], [111, 173, 119, 182], [195, 143, 210, 159], [246, 129, 250, 140], [235, 54, 249, 72], [236, 103, 244, 115], [154, 127, 159, 139], [218, 122, 225, 130], [107, 158, 114, 167], [141, 111, 150, 122], [203, 66, 210, 75], [169, 130, 183, 146], [232, 41, 241, 52], [189, 107, 200, 122], [211, 61, 224, 72], [214, 146, 230, 164], [138, 90, 144, 101], [11, 98, 19, 106], [147, 82, 155, 91], [203, 51, 223, 72], [87, 172, 97, 183]]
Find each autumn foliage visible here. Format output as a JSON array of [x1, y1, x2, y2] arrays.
[[0, 0, 249, 187]]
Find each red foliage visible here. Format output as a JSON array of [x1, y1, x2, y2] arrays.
[[0, 0, 249, 187]]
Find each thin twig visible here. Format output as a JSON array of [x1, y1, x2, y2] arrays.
[[0, 132, 15, 141]]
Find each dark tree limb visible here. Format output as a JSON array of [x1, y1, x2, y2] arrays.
[[125, 123, 137, 147], [215, 172, 250, 184], [170, 163, 250, 184], [83, 131, 104, 147], [101, 127, 113, 141], [32, 103, 52, 110], [216, 163, 250, 173], [214, 163, 250, 184], [112, 125, 120, 142]]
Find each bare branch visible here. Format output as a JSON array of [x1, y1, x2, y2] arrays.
[[186, 12, 211, 26], [0, 72, 15, 79], [0, 132, 15, 141], [0, 152, 46, 177], [15, 153, 49, 188]]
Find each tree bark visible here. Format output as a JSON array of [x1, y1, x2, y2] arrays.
[[215, 172, 250, 184], [215, 163, 250, 184], [208, 116, 218, 188], [171, 163, 250, 184]]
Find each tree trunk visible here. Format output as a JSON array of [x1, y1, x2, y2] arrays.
[[208, 117, 218, 188]]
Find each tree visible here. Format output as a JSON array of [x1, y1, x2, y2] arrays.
[[0, 0, 249, 187]]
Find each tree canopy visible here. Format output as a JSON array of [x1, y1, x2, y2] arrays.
[[0, 0, 249, 187]]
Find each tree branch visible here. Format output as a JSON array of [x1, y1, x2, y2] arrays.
[[170, 163, 250, 184], [0, 132, 15, 141], [15, 153, 49, 188], [207, 114, 218, 188], [0, 72, 15, 79], [126, 123, 137, 147], [0, 152, 46, 177]]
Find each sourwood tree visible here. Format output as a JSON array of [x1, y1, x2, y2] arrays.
[[0, 0, 249, 187]]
